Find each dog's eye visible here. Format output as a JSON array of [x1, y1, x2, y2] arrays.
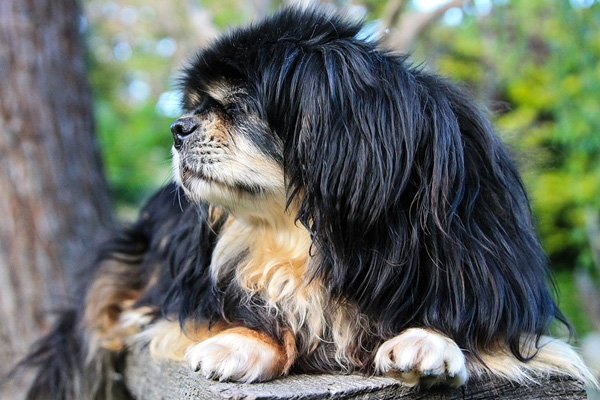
[[223, 101, 251, 117], [223, 102, 239, 113], [191, 97, 219, 115]]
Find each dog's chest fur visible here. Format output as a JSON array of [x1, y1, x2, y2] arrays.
[[208, 213, 371, 370]]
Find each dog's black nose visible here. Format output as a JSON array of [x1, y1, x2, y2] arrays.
[[170, 117, 198, 150]]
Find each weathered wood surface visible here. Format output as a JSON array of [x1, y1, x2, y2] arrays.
[[124, 345, 587, 399]]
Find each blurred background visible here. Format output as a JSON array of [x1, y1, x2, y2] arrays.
[[1, 0, 599, 396]]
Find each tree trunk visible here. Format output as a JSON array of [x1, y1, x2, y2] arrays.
[[0, 0, 113, 393]]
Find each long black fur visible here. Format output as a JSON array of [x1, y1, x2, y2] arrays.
[[11, 7, 572, 399], [181, 8, 569, 360]]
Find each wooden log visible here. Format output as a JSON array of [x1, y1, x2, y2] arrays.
[[124, 344, 587, 399]]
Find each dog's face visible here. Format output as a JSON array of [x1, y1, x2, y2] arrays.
[[171, 80, 286, 216], [169, 10, 377, 226]]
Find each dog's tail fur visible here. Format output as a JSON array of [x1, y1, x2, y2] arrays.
[[14, 309, 85, 400], [7, 309, 133, 400]]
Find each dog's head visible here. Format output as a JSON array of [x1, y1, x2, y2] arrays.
[[171, 9, 386, 223]]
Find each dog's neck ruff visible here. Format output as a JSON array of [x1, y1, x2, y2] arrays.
[[209, 207, 329, 347]]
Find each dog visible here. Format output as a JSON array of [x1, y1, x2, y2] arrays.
[[16, 7, 597, 400]]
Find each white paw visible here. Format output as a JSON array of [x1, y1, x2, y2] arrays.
[[374, 328, 468, 387], [184, 329, 284, 382]]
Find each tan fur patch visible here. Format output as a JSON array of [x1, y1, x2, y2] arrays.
[[185, 91, 202, 107], [141, 319, 232, 361], [281, 328, 298, 374], [84, 259, 150, 353], [211, 210, 328, 352]]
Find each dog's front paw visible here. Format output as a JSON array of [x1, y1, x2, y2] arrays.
[[374, 328, 468, 387], [184, 327, 286, 383]]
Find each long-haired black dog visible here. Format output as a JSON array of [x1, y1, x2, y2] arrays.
[[14, 7, 596, 399]]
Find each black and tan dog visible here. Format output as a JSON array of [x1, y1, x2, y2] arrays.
[[17, 7, 596, 400]]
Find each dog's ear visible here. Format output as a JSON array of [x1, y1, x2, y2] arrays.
[[273, 44, 426, 285]]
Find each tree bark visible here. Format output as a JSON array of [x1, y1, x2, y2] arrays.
[[0, 0, 113, 392]]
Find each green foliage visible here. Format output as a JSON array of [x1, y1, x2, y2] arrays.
[[491, 1, 600, 272], [89, 60, 174, 205], [85, 1, 183, 206], [553, 270, 592, 337], [94, 100, 173, 205]]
